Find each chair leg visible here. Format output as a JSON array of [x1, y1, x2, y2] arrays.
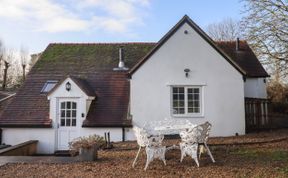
[[198, 145, 202, 160], [161, 149, 167, 166], [144, 149, 153, 171], [204, 143, 215, 163], [193, 157, 199, 167], [144, 156, 150, 170], [180, 151, 185, 162], [132, 147, 142, 168]]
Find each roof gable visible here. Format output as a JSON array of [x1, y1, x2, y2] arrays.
[[129, 15, 246, 76], [47, 76, 95, 98]]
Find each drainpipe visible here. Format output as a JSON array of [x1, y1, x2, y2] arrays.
[[122, 127, 125, 142], [0, 129, 2, 144]]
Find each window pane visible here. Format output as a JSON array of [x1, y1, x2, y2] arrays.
[[179, 108, 185, 114], [72, 102, 76, 109], [173, 88, 178, 93], [194, 101, 199, 107], [179, 87, 184, 93], [61, 119, 65, 126], [188, 94, 193, 100], [173, 94, 178, 100], [66, 119, 71, 126], [41, 81, 58, 93], [194, 88, 199, 93], [179, 93, 184, 100], [194, 108, 200, 113], [188, 108, 193, 113], [173, 109, 178, 114], [67, 102, 71, 109], [173, 101, 178, 107], [179, 100, 185, 107], [72, 119, 76, 126]]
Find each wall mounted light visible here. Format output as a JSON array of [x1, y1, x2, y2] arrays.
[[66, 82, 71, 91], [184, 68, 190, 78]]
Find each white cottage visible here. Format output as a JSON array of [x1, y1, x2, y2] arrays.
[[0, 15, 269, 153]]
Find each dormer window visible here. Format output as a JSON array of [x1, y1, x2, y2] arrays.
[[41, 80, 58, 93]]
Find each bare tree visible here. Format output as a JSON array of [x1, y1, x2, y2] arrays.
[[2, 49, 13, 90], [241, 0, 288, 81], [0, 40, 4, 81], [206, 18, 242, 41], [20, 46, 29, 81]]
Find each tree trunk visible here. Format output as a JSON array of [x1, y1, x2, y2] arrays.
[[22, 64, 26, 81], [2, 61, 9, 90]]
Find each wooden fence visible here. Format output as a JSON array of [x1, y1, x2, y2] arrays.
[[245, 97, 270, 132]]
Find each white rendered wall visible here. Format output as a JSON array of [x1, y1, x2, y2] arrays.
[[244, 78, 267, 99], [130, 22, 245, 137], [2, 128, 124, 153], [2, 128, 56, 154]]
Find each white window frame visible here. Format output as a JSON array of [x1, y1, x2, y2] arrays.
[[171, 86, 204, 117]]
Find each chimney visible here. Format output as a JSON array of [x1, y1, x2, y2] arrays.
[[113, 47, 129, 71], [236, 37, 240, 51]]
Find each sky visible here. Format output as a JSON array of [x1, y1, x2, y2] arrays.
[[0, 0, 244, 54]]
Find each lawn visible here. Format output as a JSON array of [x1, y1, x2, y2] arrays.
[[0, 130, 288, 178]]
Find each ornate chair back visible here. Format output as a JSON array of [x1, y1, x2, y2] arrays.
[[147, 134, 164, 147], [196, 122, 212, 143], [133, 126, 150, 147], [179, 126, 201, 144]]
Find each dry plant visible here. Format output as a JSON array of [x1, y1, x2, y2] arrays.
[[69, 134, 105, 156]]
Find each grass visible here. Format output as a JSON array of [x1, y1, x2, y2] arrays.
[[232, 148, 288, 161]]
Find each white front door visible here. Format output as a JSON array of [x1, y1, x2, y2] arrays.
[[57, 99, 79, 150]]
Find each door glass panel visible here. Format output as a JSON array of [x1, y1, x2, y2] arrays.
[[66, 119, 71, 126], [66, 110, 71, 117], [72, 102, 76, 109], [60, 118, 65, 126], [60, 101, 77, 127], [61, 110, 65, 117], [72, 110, 76, 117], [72, 119, 76, 126], [67, 102, 71, 109], [61, 102, 65, 109]]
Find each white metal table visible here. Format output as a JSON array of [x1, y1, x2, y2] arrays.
[[144, 119, 196, 150]]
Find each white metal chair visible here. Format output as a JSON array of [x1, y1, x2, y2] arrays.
[[197, 122, 215, 163], [132, 126, 166, 170], [179, 126, 200, 167]]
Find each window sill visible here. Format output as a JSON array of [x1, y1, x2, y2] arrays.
[[171, 114, 205, 118]]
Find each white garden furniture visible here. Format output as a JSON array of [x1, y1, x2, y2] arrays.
[[132, 126, 166, 170], [197, 122, 215, 163], [144, 118, 195, 135], [179, 126, 200, 167]]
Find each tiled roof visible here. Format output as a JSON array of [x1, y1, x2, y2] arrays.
[[0, 43, 155, 127], [216, 41, 269, 77], [0, 39, 268, 128]]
